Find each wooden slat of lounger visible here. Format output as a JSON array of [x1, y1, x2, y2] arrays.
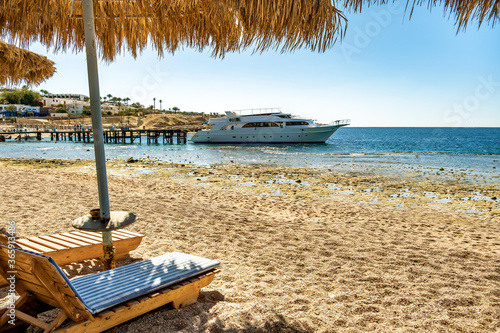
[[137, 296, 150, 303], [70, 231, 123, 243], [53, 234, 141, 265], [0, 231, 143, 280], [15, 276, 55, 302], [91, 231, 129, 240], [53, 231, 142, 251], [108, 232, 128, 240], [14, 239, 54, 253], [4, 238, 89, 269], [0, 230, 143, 289], [124, 300, 140, 307], [115, 229, 143, 238], [108, 230, 129, 239], [60, 233, 100, 245], [160, 287, 174, 294], [49, 234, 94, 246], [4, 266, 46, 291], [96, 310, 115, 319], [38, 233, 140, 265], [112, 305, 127, 313], [70, 231, 102, 240], [8, 242, 35, 252], [0, 249, 30, 268], [79, 230, 128, 241], [26, 237, 69, 251], [113, 230, 141, 238], [78, 231, 106, 238], [38, 235, 81, 249], [68, 231, 104, 242]]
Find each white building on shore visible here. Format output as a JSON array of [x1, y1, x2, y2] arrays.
[[0, 105, 41, 117], [43, 94, 89, 115], [44, 94, 86, 101]]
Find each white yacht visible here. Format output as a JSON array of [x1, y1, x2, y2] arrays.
[[191, 108, 350, 144]]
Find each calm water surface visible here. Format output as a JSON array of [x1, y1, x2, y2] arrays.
[[1, 127, 499, 180]]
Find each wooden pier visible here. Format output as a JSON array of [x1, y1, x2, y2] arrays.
[[0, 129, 189, 144]]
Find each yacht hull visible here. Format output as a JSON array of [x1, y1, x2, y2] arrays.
[[191, 125, 344, 143]]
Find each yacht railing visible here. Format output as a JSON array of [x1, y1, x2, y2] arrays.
[[230, 108, 282, 116], [330, 119, 351, 126]]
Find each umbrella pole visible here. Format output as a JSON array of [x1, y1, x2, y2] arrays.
[[82, 0, 115, 269]]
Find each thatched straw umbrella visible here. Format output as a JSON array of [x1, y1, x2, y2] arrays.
[[0, 0, 497, 59], [0, 41, 55, 86], [0, 0, 496, 268], [0, 0, 347, 61]]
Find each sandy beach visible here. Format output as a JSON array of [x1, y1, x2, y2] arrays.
[[0, 158, 499, 332]]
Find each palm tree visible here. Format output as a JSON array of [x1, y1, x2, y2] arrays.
[[123, 97, 130, 106], [159, 99, 162, 111], [153, 98, 156, 111]]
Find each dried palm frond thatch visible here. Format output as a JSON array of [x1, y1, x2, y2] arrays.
[[344, 0, 499, 30], [0, 0, 347, 61], [0, 41, 56, 86], [0, 0, 495, 79]]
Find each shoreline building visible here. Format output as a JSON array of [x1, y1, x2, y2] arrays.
[[0, 105, 41, 117], [43, 94, 89, 115]]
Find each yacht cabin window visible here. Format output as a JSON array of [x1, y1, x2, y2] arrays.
[[242, 122, 279, 128]]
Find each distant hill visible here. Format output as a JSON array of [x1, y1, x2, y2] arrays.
[[137, 114, 206, 129], [9, 113, 210, 131]]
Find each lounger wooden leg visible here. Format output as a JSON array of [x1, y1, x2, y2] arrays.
[[171, 285, 200, 309]]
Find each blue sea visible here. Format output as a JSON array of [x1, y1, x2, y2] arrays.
[[1, 127, 499, 181]]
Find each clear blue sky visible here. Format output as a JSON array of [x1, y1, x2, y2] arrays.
[[25, 4, 500, 127]]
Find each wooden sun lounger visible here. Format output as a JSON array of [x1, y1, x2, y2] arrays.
[[0, 230, 143, 288], [0, 244, 220, 332]]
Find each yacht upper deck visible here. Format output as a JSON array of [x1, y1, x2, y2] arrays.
[[226, 108, 283, 117]]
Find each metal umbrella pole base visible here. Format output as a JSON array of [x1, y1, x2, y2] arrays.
[[73, 210, 137, 270]]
